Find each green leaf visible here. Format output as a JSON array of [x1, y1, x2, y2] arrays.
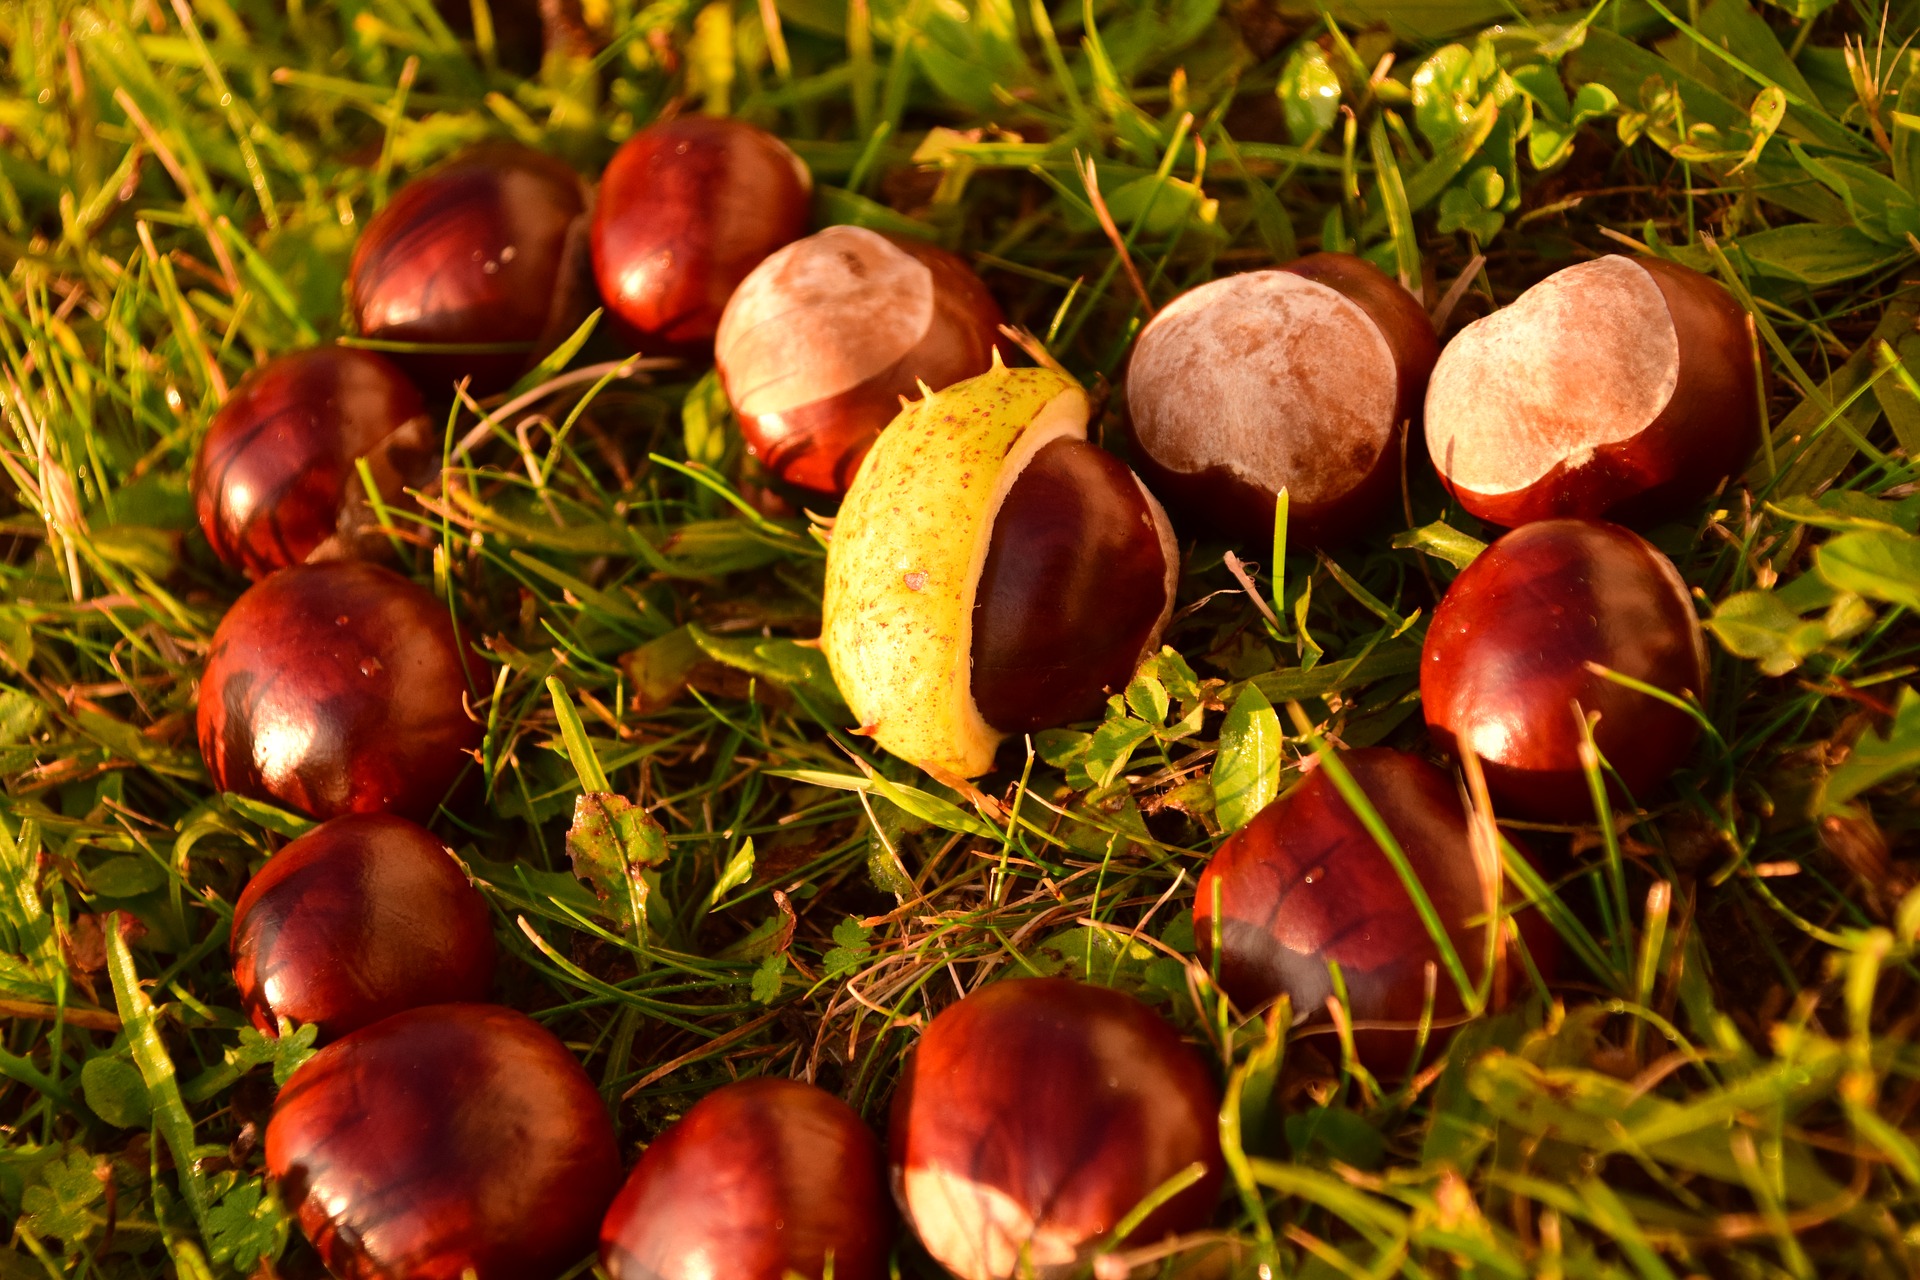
[[80, 1056, 150, 1129], [1411, 44, 1480, 146], [1085, 703, 1157, 789], [1816, 529, 1920, 612], [822, 915, 871, 977], [1278, 42, 1341, 143], [0, 686, 45, 746], [87, 855, 166, 899], [204, 1177, 290, 1271], [222, 793, 316, 839], [750, 952, 789, 1003], [1726, 224, 1909, 286], [566, 792, 669, 935], [1212, 684, 1282, 833], [21, 1148, 105, 1245], [1707, 590, 1841, 676], [687, 627, 853, 723], [1826, 687, 1920, 809], [1392, 520, 1486, 570]]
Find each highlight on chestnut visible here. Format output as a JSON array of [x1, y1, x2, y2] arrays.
[[715, 224, 1005, 496], [1424, 255, 1762, 527], [1124, 251, 1439, 545]]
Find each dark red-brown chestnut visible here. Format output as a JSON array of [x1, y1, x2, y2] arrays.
[[600, 1077, 891, 1280], [193, 346, 433, 579], [715, 225, 1005, 496], [1421, 518, 1709, 822], [350, 142, 589, 395], [266, 1003, 621, 1280], [889, 977, 1223, 1280], [1125, 252, 1439, 545], [197, 560, 483, 822], [231, 813, 495, 1041], [591, 116, 812, 348], [1195, 747, 1551, 1072], [1424, 255, 1762, 527]]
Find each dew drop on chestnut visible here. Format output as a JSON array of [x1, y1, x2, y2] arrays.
[[193, 346, 432, 579], [231, 813, 496, 1041], [890, 976, 1223, 1280], [196, 560, 483, 821], [600, 1077, 892, 1280], [266, 1003, 621, 1280], [1421, 518, 1709, 821], [970, 439, 1177, 734]]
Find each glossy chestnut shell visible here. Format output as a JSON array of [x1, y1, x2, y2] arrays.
[[266, 1003, 622, 1280], [716, 225, 1005, 495], [600, 1077, 892, 1280], [1424, 255, 1762, 527], [1195, 748, 1547, 1072], [350, 142, 589, 395], [193, 346, 433, 579], [197, 560, 483, 821], [971, 438, 1178, 734], [1125, 252, 1438, 545], [890, 976, 1223, 1280], [1421, 518, 1709, 821], [592, 116, 812, 347], [231, 813, 496, 1041]]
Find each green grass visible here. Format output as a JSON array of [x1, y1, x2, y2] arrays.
[[3, 0, 1920, 1275]]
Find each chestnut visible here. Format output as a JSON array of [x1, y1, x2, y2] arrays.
[[266, 1003, 622, 1280], [197, 560, 483, 821], [193, 346, 433, 579], [591, 116, 812, 348], [715, 226, 1006, 496], [821, 363, 1178, 777], [231, 813, 496, 1041], [1124, 252, 1438, 545], [1424, 255, 1761, 527], [350, 142, 589, 395], [599, 1077, 891, 1280], [890, 977, 1223, 1280], [1195, 747, 1544, 1071], [1421, 518, 1709, 821]]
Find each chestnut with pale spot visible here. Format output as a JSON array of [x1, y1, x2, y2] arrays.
[[1424, 255, 1761, 527], [196, 561, 483, 821], [889, 977, 1224, 1280], [1421, 519, 1709, 821], [716, 225, 1005, 496], [1124, 252, 1439, 545]]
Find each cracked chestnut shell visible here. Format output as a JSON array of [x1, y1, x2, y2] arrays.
[[1195, 748, 1551, 1072], [1424, 255, 1762, 527], [600, 1077, 891, 1280], [231, 813, 495, 1041], [193, 346, 433, 579], [592, 116, 812, 347], [197, 560, 483, 821], [1125, 252, 1438, 545], [716, 225, 1005, 496], [889, 977, 1223, 1280], [1421, 518, 1709, 821], [267, 1003, 621, 1280], [350, 142, 590, 395]]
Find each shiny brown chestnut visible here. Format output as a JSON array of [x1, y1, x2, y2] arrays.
[[1421, 518, 1709, 822], [1195, 748, 1549, 1072], [889, 977, 1223, 1280], [350, 142, 589, 395], [193, 346, 433, 579], [1125, 252, 1439, 545], [592, 116, 812, 348], [197, 560, 483, 821], [231, 813, 495, 1041], [1424, 255, 1762, 527], [715, 225, 1005, 496], [600, 1077, 891, 1280], [266, 1003, 621, 1280]]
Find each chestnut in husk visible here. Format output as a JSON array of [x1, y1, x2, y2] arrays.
[[821, 362, 1178, 777], [1424, 255, 1761, 527], [1125, 252, 1438, 545], [715, 225, 1005, 495], [350, 142, 590, 395], [1421, 518, 1709, 821], [266, 1003, 621, 1280], [1195, 747, 1546, 1071], [600, 1077, 891, 1280], [193, 346, 433, 579], [231, 813, 496, 1041], [591, 116, 812, 347], [197, 560, 483, 821], [890, 977, 1223, 1280]]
